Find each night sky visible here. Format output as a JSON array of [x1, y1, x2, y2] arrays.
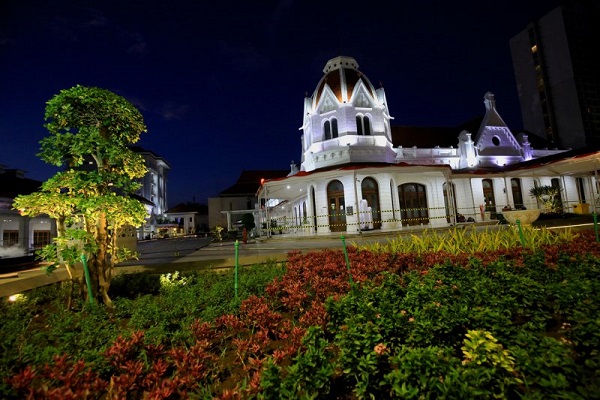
[[0, 0, 563, 207]]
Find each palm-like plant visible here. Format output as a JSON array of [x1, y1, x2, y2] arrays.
[[529, 185, 562, 213]]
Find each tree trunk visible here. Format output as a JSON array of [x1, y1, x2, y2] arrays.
[[95, 212, 113, 307]]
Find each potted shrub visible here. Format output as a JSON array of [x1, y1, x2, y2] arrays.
[[529, 185, 562, 214]]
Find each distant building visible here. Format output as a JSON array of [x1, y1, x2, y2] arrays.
[[0, 165, 55, 256], [165, 203, 208, 236], [208, 170, 288, 230], [130, 146, 171, 239], [510, 2, 600, 149]]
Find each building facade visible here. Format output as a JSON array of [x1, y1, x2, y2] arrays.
[[510, 3, 600, 149], [0, 166, 55, 257], [255, 56, 600, 236], [208, 170, 288, 230], [131, 146, 171, 239]]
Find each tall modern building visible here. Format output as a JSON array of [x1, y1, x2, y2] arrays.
[[510, 2, 600, 149], [130, 146, 171, 239]]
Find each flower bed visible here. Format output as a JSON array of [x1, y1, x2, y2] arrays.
[[2, 229, 600, 398]]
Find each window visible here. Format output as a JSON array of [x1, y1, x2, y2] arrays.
[[356, 115, 371, 135], [361, 177, 381, 229], [398, 183, 429, 226], [324, 120, 331, 140], [2, 230, 19, 247], [33, 230, 51, 249], [511, 178, 524, 208], [324, 118, 338, 140], [331, 118, 338, 138], [576, 177, 587, 203], [303, 201, 307, 224]]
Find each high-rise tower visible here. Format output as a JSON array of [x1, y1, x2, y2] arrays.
[[510, 2, 600, 149]]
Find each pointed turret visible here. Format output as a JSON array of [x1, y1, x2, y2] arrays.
[[473, 92, 523, 166], [299, 56, 396, 172]]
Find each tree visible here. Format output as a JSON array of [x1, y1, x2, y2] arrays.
[[13, 85, 148, 307]]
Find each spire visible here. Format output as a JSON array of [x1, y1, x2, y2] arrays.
[[484, 91, 496, 111]]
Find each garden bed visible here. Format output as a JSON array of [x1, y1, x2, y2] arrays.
[[1, 228, 599, 398]]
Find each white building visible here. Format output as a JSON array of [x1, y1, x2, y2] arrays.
[[208, 170, 289, 231], [256, 56, 600, 235], [131, 146, 171, 239], [0, 166, 55, 257]]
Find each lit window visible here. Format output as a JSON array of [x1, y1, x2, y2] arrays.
[[324, 118, 338, 140], [324, 120, 331, 140], [356, 115, 371, 135], [332, 118, 338, 138], [531, 45, 537, 53]]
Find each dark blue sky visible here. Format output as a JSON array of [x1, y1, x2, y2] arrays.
[[0, 0, 562, 206]]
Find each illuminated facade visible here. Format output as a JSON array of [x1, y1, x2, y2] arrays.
[[510, 4, 600, 149], [0, 166, 55, 257], [256, 56, 600, 235], [131, 146, 171, 239]]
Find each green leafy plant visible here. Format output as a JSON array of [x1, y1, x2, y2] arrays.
[[530, 185, 562, 213], [13, 85, 148, 307], [3, 230, 600, 398]]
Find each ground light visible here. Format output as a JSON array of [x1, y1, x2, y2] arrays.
[[8, 293, 26, 302]]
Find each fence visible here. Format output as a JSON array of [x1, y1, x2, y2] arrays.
[[261, 200, 596, 235]]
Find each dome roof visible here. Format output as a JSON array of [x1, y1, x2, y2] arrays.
[[312, 56, 377, 107]]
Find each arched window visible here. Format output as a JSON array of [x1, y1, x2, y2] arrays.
[[551, 178, 563, 212], [482, 179, 497, 217], [511, 178, 524, 208], [442, 182, 458, 223], [327, 180, 346, 232], [398, 183, 429, 226], [324, 120, 331, 140], [331, 118, 338, 138], [356, 115, 371, 135], [361, 177, 381, 229], [302, 201, 307, 224], [324, 118, 338, 140]]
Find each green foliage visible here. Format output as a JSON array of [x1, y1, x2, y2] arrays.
[[112, 262, 286, 344], [318, 254, 600, 398], [13, 85, 149, 305], [358, 226, 576, 254], [109, 273, 162, 298], [530, 185, 562, 213], [0, 261, 286, 395], [260, 327, 336, 399], [211, 225, 224, 241], [0, 284, 117, 396], [3, 232, 600, 398]]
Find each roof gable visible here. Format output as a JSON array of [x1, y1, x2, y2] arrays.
[[473, 92, 521, 156]]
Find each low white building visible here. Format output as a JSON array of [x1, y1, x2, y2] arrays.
[[165, 203, 208, 236], [256, 56, 600, 235], [0, 166, 55, 257], [208, 170, 288, 231]]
